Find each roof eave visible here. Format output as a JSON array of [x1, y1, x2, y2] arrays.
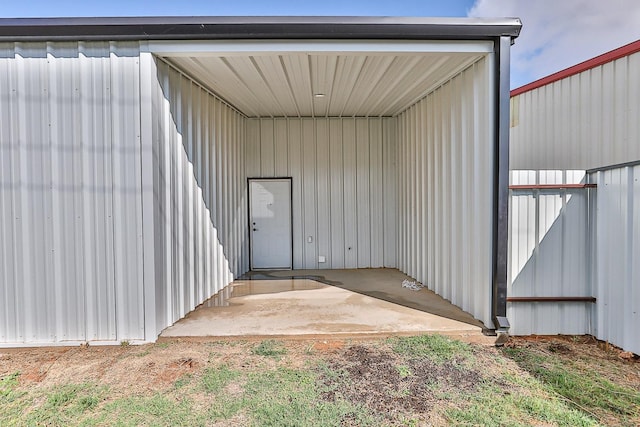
[[0, 16, 522, 42]]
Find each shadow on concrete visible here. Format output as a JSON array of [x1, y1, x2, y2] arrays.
[[238, 268, 484, 329]]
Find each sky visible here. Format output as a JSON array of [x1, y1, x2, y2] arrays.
[[1, 0, 639, 88]]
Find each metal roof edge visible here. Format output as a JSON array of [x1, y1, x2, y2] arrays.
[[511, 38, 640, 97], [586, 159, 640, 174], [0, 16, 522, 42]]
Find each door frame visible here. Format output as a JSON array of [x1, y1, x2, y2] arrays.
[[247, 177, 294, 270]]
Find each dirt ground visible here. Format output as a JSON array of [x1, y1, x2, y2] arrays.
[[1, 334, 639, 426], [319, 343, 481, 423], [0, 335, 476, 396]]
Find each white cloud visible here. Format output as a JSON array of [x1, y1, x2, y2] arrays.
[[468, 0, 640, 88]]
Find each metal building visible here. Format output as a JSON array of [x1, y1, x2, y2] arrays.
[[509, 40, 640, 354], [0, 17, 521, 345]]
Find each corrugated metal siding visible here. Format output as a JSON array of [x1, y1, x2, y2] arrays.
[[0, 42, 145, 344], [245, 117, 396, 269], [510, 49, 640, 170], [169, 52, 485, 118], [396, 57, 494, 327], [592, 165, 640, 354], [508, 170, 593, 335], [508, 166, 640, 354], [510, 46, 640, 352], [149, 59, 248, 335]]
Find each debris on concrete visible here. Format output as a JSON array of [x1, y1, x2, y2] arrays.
[[402, 279, 425, 291]]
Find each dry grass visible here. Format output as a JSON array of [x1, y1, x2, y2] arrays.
[[0, 335, 638, 426]]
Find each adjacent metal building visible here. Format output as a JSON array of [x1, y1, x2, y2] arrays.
[[0, 17, 521, 345], [509, 40, 640, 354]]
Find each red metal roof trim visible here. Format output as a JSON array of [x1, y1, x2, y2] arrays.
[[510, 39, 640, 97]]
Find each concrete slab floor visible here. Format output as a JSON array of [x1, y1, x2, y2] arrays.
[[161, 269, 489, 342]]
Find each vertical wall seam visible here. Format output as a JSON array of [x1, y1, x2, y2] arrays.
[[368, 118, 373, 264], [327, 118, 332, 267], [107, 44, 119, 341], [341, 118, 345, 267], [314, 118, 318, 267], [137, 48, 147, 341]]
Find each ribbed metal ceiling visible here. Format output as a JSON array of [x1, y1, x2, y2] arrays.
[[167, 52, 484, 117]]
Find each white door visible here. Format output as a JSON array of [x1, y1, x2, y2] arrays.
[[249, 179, 292, 269]]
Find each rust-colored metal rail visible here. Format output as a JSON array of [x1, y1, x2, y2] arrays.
[[509, 183, 597, 190], [507, 296, 596, 303]]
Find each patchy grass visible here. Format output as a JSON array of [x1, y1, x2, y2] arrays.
[[252, 340, 287, 358], [504, 344, 640, 426], [1, 335, 638, 426], [201, 364, 239, 394], [173, 373, 192, 390], [244, 367, 373, 426], [445, 382, 597, 426], [21, 383, 108, 426], [395, 364, 412, 378], [390, 334, 473, 363], [0, 372, 29, 426], [0, 372, 20, 399], [101, 394, 203, 426]]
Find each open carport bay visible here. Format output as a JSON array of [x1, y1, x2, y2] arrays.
[[148, 36, 502, 341]]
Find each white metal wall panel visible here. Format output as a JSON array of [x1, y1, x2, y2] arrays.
[[110, 44, 146, 342], [0, 42, 145, 344], [316, 120, 331, 269], [149, 59, 248, 336], [246, 117, 396, 269], [592, 165, 640, 355], [396, 57, 494, 327], [382, 118, 397, 268], [507, 170, 593, 336], [302, 119, 317, 268], [510, 49, 640, 170], [342, 120, 358, 268]]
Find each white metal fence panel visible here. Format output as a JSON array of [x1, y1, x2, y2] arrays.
[[0, 42, 145, 344], [592, 164, 640, 355], [510, 48, 640, 170], [509, 165, 640, 354], [149, 59, 248, 336], [396, 57, 494, 328], [508, 170, 593, 335], [245, 117, 396, 270]]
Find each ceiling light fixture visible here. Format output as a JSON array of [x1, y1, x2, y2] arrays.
[[313, 93, 326, 98]]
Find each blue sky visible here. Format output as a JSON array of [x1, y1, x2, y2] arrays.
[[2, 1, 639, 89], [0, 0, 475, 18]]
